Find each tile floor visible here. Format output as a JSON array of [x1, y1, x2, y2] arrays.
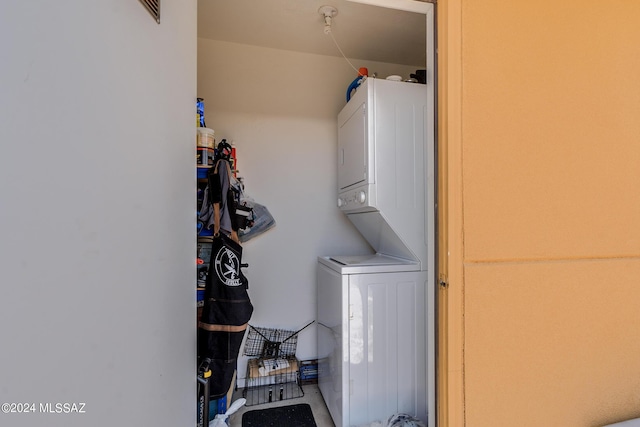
[[228, 384, 335, 427]]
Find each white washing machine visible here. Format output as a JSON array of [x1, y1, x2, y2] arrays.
[[317, 255, 427, 427], [318, 40, 436, 426]]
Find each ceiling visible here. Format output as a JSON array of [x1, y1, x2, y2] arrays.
[[197, 0, 427, 66]]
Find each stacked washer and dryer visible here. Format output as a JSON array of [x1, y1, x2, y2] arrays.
[[317, 74, 435, 427]]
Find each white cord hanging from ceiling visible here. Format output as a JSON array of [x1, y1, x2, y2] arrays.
[[318, 5, 365, 77]]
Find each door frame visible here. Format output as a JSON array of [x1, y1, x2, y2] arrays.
[[436, 0, 465, 426]]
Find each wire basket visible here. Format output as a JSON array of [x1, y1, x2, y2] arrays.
[[243, 327, 297, 359], [243, 321, 313, 359], [242, 357, 304, 406], [241, 322, 314, 406]]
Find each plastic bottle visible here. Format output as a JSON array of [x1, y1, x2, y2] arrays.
[[346, 67, 369, 102]]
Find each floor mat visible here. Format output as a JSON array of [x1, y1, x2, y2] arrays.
[[242, 403, 317, 427]]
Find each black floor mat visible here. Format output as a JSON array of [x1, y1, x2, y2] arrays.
[[242, 403, 317, 427]]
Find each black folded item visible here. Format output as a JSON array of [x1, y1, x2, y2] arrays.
[[410, 69, 427, 84], [198, 233, 253, 398]]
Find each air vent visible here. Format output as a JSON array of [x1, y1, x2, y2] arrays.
[[139, 0, 160, 24]]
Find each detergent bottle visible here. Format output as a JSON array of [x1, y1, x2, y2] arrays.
[[346, 67, 368, 102]]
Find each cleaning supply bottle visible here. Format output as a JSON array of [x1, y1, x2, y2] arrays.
[[346, 67, 368, 102]]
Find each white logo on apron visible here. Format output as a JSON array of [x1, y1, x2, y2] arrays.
[[214, 247, 242, 287]]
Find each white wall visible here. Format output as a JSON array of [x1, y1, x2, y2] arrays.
[[0, 2, 196, 426], [197, 38, 422, 382]]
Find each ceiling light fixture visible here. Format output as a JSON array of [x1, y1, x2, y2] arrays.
[[318, 5, 338, 35]]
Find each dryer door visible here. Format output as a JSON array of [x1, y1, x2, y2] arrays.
[[338, 100, 367, 191]]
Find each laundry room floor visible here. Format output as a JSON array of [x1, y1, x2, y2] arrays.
[[228, 384, 334, 427]]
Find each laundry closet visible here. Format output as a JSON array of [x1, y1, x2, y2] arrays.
[[196, 1, 435, 426]]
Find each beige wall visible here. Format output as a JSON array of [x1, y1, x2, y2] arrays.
[[440, 0, 640, 425]]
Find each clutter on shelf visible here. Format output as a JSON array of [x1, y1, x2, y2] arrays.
[[196, 97, 255, 424]]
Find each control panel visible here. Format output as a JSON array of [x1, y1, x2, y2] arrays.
[[337, 185, 377, 213]]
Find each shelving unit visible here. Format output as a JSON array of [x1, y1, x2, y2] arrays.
[[196, 122, 243, 425]]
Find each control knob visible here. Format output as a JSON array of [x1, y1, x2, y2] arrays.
[[357, 191, 366, 204]]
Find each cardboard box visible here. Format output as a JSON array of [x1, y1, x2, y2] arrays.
[[247, 357, 298, 378]]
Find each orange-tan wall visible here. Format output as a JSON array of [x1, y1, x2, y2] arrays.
[[439, 1, 640, 426]]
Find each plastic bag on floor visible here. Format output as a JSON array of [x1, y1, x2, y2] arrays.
[[209, 398, 246, 427], [357, 413, 426, 427], [386, 413, 426, 427]]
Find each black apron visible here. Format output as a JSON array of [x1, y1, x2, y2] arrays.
[[197, 223, 253, 398]]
